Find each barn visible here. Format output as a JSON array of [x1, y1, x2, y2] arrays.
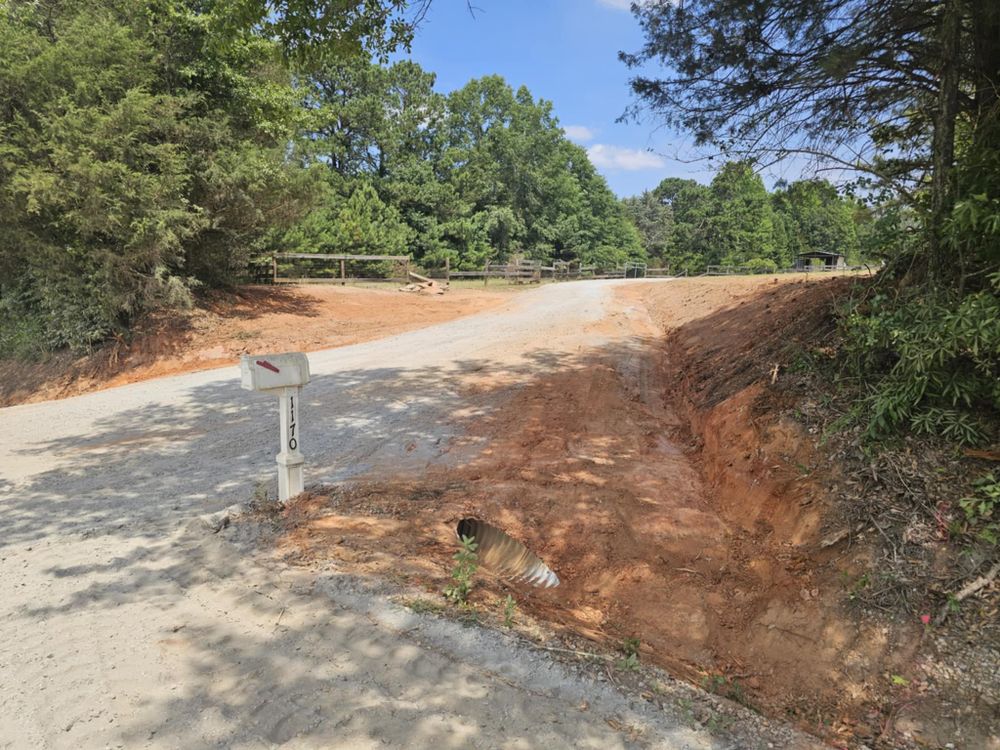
[[795, 251, 847, 270]]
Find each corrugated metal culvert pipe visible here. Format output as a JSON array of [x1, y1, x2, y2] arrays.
[[456, 518, 560, 588]]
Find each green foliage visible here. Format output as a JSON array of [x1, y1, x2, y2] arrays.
[[621, 191, 673, 263], [624, 0, 1000, 450], [289, 66, 641, 271], [701, 674, 750, 707], [617, 637, 640, 670], [638, 170, 862, 274], [500, 594, 517, 627], [838, 272, 1000, 445], [0, 0, 308, 353], [331, 183, 412, 256], [772, 179, 860, 265], [652, 177, 713, 273], [1, 8, 646, 356], [746, 257, 778, 274], [211, 0, 419, 63], [958, 474, 1000, 545], [708, 162, 777, 266], [618, 652, 639, 671], [443, 534, 478, 606]]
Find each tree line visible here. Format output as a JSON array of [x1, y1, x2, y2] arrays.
[[623, 164, 867, 274], [280, 61, 642, 272]]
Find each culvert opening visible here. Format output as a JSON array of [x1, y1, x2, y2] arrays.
[[456, 518, 559, 588]]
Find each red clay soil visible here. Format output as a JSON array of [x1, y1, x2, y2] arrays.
[[276, 275, 928, 747], [0, 284, 510, 406]]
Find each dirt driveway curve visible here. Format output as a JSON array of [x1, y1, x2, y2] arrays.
[[0, 280, 819, 749]]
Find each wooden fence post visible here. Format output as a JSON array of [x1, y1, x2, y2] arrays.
[[484, 260, 489, 287], [445, 256, 450, 283], [340, 259, 346, 285], [272, 255, 278, 284]]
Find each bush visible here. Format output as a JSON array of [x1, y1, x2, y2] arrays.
[[838, 271, 1000, 445]]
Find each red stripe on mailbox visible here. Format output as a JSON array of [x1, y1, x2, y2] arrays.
[[256, 360, 280, 373]]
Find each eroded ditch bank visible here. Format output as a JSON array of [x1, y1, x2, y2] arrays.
[[258, 277, 993, 749]]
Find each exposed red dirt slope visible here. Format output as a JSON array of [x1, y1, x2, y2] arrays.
[[0, 284, 509, 406]]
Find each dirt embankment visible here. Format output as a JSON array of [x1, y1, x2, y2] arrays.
[[0, 284, 510, 406], [627, 277, 998, 749]]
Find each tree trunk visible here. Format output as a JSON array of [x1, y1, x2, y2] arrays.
[[929, 0, 962, 280]]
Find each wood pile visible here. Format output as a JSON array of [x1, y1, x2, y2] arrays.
[[399, 270, 448, 294]]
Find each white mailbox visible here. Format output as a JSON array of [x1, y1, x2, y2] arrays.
[[241, 352, 312, 503], [240, 352, 310, 392]]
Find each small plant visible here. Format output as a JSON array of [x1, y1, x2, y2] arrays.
[[835, 276, 1000, 447], [248, 480, 281, 515], [701, 673, 751, 707], [846, 572, 871, 600], [958, 473, 1000, 544], [443, 534, 478, 605], [675, 697, 695, 727], [705, 711, 734, 732], [618, 637, 641, 670], [500, 594, 517, 627], [619, 652, 640, 671]]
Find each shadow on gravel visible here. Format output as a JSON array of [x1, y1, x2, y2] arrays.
[[112, 569, 651, 749], [1, 340, 645, 550]]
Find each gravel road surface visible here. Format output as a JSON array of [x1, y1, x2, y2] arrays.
[[0, 280, 817, 749]]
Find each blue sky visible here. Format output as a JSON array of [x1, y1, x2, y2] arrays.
[[400, 0, 725, 197]]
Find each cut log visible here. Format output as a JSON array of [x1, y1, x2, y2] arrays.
[[408, 270, 433, 284]]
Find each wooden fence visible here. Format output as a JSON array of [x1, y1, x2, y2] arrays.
[[252, 253, 696, 285], [272, 253, 411, 284]]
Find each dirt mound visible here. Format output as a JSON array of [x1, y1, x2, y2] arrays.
[[0, 284, 509, 406]]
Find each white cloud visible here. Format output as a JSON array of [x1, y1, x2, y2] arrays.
[[586, 144, 666, 171], [563, 125, 596, 143]]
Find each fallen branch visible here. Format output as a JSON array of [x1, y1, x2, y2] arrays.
[[963, 448, 1000, 462], [935, 560, 1000, 626]]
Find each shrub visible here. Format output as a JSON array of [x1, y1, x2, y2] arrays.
[[443, 535, 478, 605], [838, 271, 1000, 445]]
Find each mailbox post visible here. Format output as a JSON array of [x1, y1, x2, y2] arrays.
[[240, 352, 311, 503]]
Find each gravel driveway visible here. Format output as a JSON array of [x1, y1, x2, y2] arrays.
[[0, 280, 817, 749]]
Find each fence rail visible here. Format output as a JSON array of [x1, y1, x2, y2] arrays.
[[275, 253, 410, 262], [271, 252, 412, 284]]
